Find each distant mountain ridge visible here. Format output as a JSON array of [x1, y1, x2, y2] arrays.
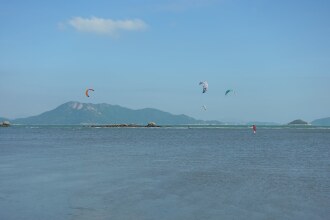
[[12, 101, 222, 125], [0, 117, 9, 121], [311, 117, 330, 126], [3, 103, 329, 126]]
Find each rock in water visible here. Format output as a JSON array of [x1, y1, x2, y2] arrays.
[[1, 121, 10, 127], [146, 122, 157, 127]]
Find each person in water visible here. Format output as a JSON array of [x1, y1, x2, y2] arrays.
[[252, 125, 256, 134]]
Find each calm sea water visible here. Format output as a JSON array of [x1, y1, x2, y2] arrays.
[[0, 126, 329, 220]]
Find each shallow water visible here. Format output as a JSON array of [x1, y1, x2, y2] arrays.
[[0, 126, 329, 220]]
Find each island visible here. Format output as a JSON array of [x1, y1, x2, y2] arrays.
[[288, 119, 309, 125]]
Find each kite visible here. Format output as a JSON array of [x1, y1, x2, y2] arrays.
[[225, 89, 234, 96], [85, 88, 94, 97], [199, 81, 208, 93]]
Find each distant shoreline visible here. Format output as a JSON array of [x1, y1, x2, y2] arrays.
[[0, 124, 330, 129], [87, 124, 161, 128]]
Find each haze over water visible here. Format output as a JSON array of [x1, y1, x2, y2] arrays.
[[1, 126, 329, 220]]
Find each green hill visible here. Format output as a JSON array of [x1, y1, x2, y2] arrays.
[[13, 101, 222, 125], [288, 119, 309, 125], [311, 117, 330, 126]]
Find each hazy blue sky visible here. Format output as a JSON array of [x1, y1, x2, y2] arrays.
[[1, 0, 329, 123]]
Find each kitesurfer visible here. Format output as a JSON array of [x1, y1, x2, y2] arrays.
[[252, 125, 256, 134]]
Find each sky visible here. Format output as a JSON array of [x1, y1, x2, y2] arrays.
[[1, 0, 329, 123]]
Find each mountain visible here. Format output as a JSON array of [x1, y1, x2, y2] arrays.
[[0, 117, 9, 122], [288, 119, 309, 125], [13, 101, 222, 125], [311, 117, 330, 126]]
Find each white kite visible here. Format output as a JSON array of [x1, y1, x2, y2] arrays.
[[199, 81, 208, 93]]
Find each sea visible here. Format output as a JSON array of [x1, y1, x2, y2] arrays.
[[0, 125, 329, 220]]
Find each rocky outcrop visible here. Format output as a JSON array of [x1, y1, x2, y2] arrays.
[[0, 121, 10, 127], [146, 122, 160, 127], [88, 122, 161, 128]]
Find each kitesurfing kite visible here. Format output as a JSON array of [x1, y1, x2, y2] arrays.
[[85, 88, 94, 97], [225, 89, 234, 96], [199, 81, 208, 93]]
